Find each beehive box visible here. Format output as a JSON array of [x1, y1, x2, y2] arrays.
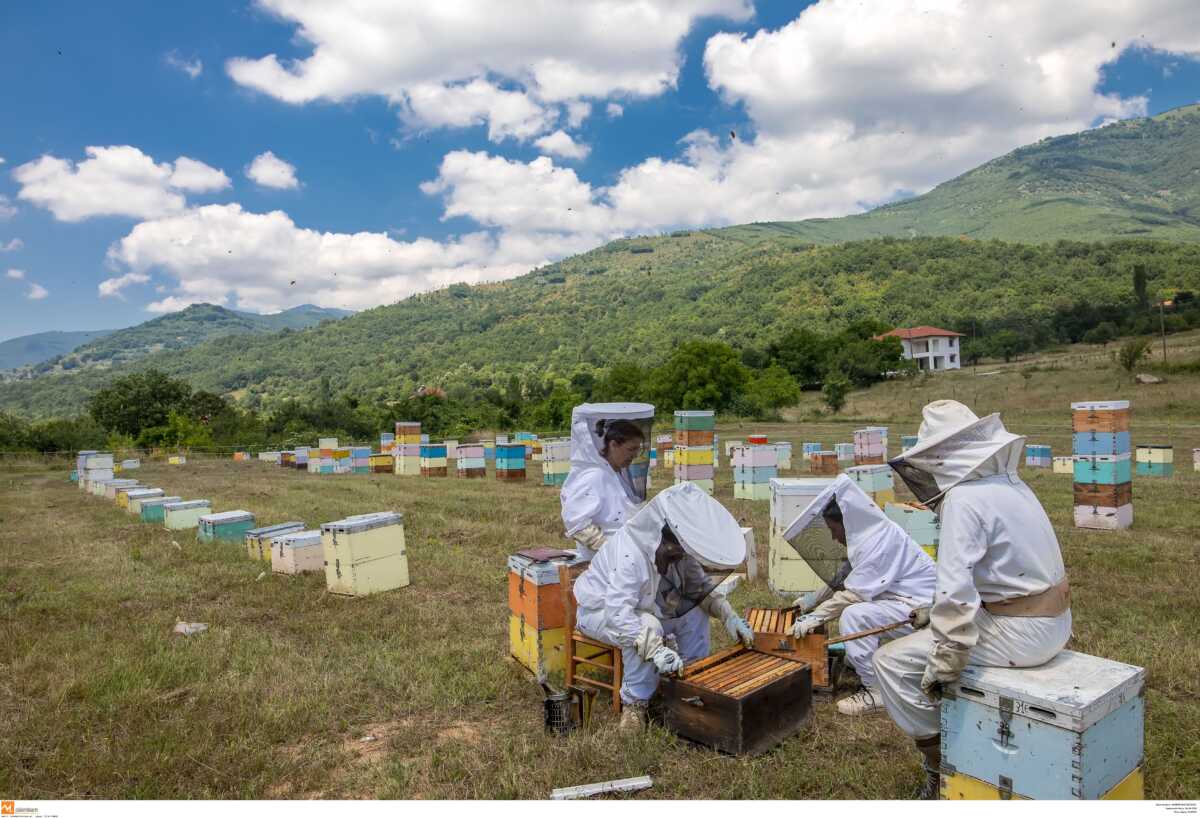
[[745, 607, 838, 689], [767, 477, 835, 594], [271, 529, 324, 575], [941, 767, 1143, 800], [1073, 454, 1132, 485], [810, 451, 838, 475], [369, 453, 394, 473], [198, 510, 256, 544], [163, 500, 211, 530], [1052, 456, 1075, 475], [1072, 431, 1131, 457], [168, 455, 187, 465], [1071, 400, 1131, 433], [509, 615, 565, 677], [394, 422, 422, 475], [884, 501, 940, 559], [834, 442, 855, 464], [732, 444, 778, 501], [121, 488, 163, 511], [420, 443, 448, 476], [774, 442, 793, 470], [541, 438, 570, 487], [457, 444, 487, 478], [114, 484, 149, 508], [1194, 448, 1200, 472], [120, 459, 141, 471], [674, 428, 714, 447], [1134, 445, 1173, 477], [136, 496, 181, 522], [496, 444, 526, 481], [675, 409, 716, 431], [1073, 504, 1134, 530], [1024, 444, 1052, 468], [245, 521, 306, 562], [941, 650, 1145, 801], [321, 511, 409, 596], [853, 427, 887, 465], [900, 434, 919, 451], [104, 479, 142, 501], [1073, 482, 1133, 508], [660, 645, 813, 756], [844, 464, 896, 506], [444, 439, 458, 459], [507, 550, 573, 631]]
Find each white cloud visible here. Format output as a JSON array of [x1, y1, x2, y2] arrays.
[[0, 239, 21, 252], [6, 268, 24, 280], [565, 100, 592, 129], [98, 271, 151, 298], [606, 102, 624, 118], [245, 151, 301, 190], [13, 146, 230, 222], [226, 0, 751, 141], [0, 195, 15, 220], [166, 50, 203, 79], [27, 283, 48, 300], [533, 130, 591, 160]]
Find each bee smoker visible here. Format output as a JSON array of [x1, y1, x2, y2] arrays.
[[542, 682, 595, 736]]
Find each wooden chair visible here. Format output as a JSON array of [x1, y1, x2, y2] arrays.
[[558, 562, 623, 714]]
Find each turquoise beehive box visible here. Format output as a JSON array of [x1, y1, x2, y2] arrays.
[[1073, 454, 1131, 485], [942, 650, 1144, 800], [197, 510, 256, 543], [138, 496, 182, 523]]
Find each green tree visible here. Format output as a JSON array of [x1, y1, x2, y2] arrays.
[[768, 328, 829, 386], [1082, 321, 1118, 346], [1132, 263, 1149, 311], [822, 373, 850, 414], [1117, 337, 1151, 380], [87, 370, 192, 437], [745, 364, 801, 411], [651, 340, 750, 413]]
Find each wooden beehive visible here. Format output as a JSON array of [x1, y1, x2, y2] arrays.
[[745, 606, 838, 689], [660, 646, 812, 756]]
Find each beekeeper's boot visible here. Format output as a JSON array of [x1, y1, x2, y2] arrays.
[[912, 734, 941, 800], [617, 700, 649, 735]]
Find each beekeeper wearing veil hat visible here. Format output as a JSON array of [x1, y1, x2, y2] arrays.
[[573, 482, 756, 731], [560, 403, 655, 560], [873, 400, 1071, 799]]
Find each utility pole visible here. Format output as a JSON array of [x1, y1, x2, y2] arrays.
[[1159, 299, 1168, 361]]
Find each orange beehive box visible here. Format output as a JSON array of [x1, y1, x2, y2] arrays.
[[506, 549, 574, 630], [674, 429, 715, 447], [1071, 401, 1131, 433]]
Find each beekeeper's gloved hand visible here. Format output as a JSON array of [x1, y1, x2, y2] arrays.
[[909, 607, 931, 629], [650, 645, 683, 675], [791, 613, 825, 638], [724, 615, 755, 648], [921, 641, 970, 702]]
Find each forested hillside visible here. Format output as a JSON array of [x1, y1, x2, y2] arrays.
[[0, 329, 115, 370]]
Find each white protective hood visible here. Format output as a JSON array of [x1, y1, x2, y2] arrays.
[[783, 475, 935, 601], [627, 481, 746, 569], [888, 400, 1026, 508], [560, 402, 654, 537]]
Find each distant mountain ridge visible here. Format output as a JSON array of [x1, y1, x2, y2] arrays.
[[8, 303, 352, 377], [3, 104, 1200, 417], [0, 330, 116, 370]]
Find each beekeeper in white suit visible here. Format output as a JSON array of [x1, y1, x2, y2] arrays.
[[560, 403, 655, 560], [784, 474, 936, 717], [873, 400, 1071, 799], [573, 482, 755, 731]]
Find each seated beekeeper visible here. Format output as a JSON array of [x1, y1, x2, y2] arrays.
[[572, 481, 755, 731], [784, 474, 936, 717], [873, 400, 1071, 799], [560, 402, 655, 560]]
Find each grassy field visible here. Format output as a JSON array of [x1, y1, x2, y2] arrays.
[[2, 395, 1198, 800]]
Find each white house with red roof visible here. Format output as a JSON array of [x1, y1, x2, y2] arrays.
[[874, 326, 965, 371]]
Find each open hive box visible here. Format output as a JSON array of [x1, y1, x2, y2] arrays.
[[660, 645, 812, 756], [745, 606, 843, 692]]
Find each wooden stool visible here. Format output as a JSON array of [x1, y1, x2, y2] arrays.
[[558, 563, 623, 714]]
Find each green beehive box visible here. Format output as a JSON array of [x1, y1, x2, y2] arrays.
[[138, 496, 182, 523], [197, 510, 256, 544], [674, 409, 715, 431]]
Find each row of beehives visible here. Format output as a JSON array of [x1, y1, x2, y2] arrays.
[[73, 463, 409, 596], [72, 451, 184, 484]]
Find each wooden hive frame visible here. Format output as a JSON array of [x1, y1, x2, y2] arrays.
[[745, 606, 839, 690]]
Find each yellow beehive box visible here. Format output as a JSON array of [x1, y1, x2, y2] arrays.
[[320, 511, 409, 596], [114, 485, 148, 508], [168, 455, 187, 465], [677, 447, 714, 466], [940, 767, 1143, 801], [509, 615, 565, 677], [1052, 456, 1074, 475]]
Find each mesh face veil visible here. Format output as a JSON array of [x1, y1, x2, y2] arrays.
[[652, 522, 733, 620], [782, 497, 848, 587], [888, 413, 1025, 509], [594, 416, 655, 503]]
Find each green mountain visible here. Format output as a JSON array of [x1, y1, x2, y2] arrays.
[[19, 303, 352, 378], [3, 105, 1200, 418], [0, 329, 116, 370]]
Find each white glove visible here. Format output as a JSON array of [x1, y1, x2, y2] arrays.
[[921, 641, 970, 702], [724, 615, 755, 648], [910, 607, 931, 629], [572, 523, 606, 552], [809, 589, 864, 622], [791, 613, 825, 638], [650, 645, 683, 674], [793, 582, 834, 614]]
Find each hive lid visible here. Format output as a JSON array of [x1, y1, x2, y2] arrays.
[[1071, 400, 1130, 411], [164, 500, 211, 511], [200, 510, 254, 524], [108, 479, 141, 487], [141, 496, 182, 507], [768, 477, 835, 495], [275, 529, 322, 547], [950, 650, 1145, 732], [125, 488, 163, 499], [322, 510, 403, 534]]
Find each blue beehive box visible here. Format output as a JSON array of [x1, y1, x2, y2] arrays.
[[732, 466, 778, 483], [1073, 454, 1131, 485], [942, 650, 1144, 800], [1072, 431, 1131, 456]]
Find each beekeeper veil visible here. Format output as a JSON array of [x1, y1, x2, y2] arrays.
[[565, 402, 655, 503], [625, 482, 746, 620], [783, 474, 932, 598], [888, 400, 1026, 510]]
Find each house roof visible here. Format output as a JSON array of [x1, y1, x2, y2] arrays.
[[874, 326, 966, 340]]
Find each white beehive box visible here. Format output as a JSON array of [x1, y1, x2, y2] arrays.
[[321, 511, 409, 596], [163, 500, 212, 531], [768, 477, 835, 594], [272, 529, 325, 574]]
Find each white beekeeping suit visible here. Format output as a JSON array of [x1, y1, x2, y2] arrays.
[[782, 475, 935, 715], [873, 400, 1071, 799], [574, 482, 753, 718], [560, 402, 654, 560]]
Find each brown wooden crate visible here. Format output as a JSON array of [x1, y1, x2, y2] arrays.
[[496, 469, 526, 481], [1073, 481, 1133, 507], [1072, 409, 1131, 433], [674, 430, 715, 447]]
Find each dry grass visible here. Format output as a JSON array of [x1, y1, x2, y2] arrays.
[[3, 344, 1199, 799]]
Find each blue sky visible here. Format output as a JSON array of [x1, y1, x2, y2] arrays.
[[1, 0, 1198, 341]]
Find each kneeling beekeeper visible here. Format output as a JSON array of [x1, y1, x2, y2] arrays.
[[874, 400, 1072, 799], [783, 474, 936, 716], [573, 481, 755, 731]]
